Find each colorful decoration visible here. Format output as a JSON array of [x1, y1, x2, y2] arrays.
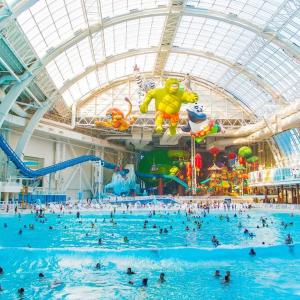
[[181, 102, 223, 143], [209, 146, 220, 157], [133, 64, 155, 98], [169, 166, 179, 176], [194, 153, 202, 175], [238, 156, 246, 165], [238, 146, 253, 158], [246, 156, 259, 163], [227, 152, 237, 160], [140, 78, 198, 135], [95, 97, 137, 131], [186, 161, 192, 187]]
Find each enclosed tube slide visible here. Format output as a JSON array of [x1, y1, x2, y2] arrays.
[[0, 134, 121, 178]]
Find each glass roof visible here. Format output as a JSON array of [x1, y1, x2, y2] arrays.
[[11, 0, 300, 114], [186, 0, 286, 27], [166, 53, 230, 83], [45, 16, 164, 88], [174, 16, 256, 62], [274, 129, 300, 166], [62, 53, 157, 106]]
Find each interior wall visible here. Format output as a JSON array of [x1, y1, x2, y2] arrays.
[[2, 130, 121, 200]]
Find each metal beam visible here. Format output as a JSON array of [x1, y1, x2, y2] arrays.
[[38, 7, 300, 67], [58, 47, 286, 105], [15, 97, 55, 155], [153, 0, 185, 75], [76, 72, 254, 117], [0, 72, 32, 128]]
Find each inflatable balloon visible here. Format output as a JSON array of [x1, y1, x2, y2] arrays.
[[186, 162, 192, 178], [209, 146, 220, 157], [169, 166, 179, 176], [195, 137, 204, 143], [238, 146, 252, 158], [246, 156, 259, 163], [140, 78, 198, 135], [95, 97, 136, 131], [133, 64, 155, 97], [181, 101, 224, 143], [195, 153, 202, 175], [238, 156, 246, 165], [227, 152, 236, 160]]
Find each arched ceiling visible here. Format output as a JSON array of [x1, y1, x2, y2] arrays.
[[5, 0, 300, 119]]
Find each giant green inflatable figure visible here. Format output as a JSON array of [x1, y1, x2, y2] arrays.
[[140, 78, 198, 135]]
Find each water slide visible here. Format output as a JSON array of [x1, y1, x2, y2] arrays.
[[136, 172, 189, 189], [0, 134, 121, 178]]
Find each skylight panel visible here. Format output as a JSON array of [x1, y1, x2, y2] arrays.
[[100, 0, 168, 18], [224, 74, 275, 114], [174, 16, 256, 62], [240, 43, 300, 100], [186, 0, 285, 27], [104, 16, 165, 56], [17, 0, 87, 57]]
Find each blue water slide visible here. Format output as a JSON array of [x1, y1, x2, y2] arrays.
[[0, 134, 121, 178], [136, 172, 188, 189]]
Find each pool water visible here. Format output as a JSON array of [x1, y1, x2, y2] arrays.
[[0, 209, 299, 299]]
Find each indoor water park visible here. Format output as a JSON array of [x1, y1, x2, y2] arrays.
[[0, 0, 299, 299]]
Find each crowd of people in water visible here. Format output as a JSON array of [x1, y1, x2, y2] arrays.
[[0, 201, 297, 296]]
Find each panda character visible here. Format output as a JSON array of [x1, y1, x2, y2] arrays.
[[182, 101, 208, 133]]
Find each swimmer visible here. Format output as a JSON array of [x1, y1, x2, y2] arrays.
[[18, 287, 25, 295], [96, 263, 101, 269], [39, 273, 45, 278], [76, 211, 80, 218], [249, 248, 256, 256], [98, 238, 102, 245], [285, 234, 293, 245], [223, 271, 231, 284], [0, 285, 3, 292], [158, 272, 165, 283], [124, 236, 129, 243], [214, 270, 221, 277], [18, 229, 22, 235], [211, 235, 220, 247], [142, 278, 148, 287], [163, 228, 168, 233], [0, 267, 3, 274], [3, 223, 7, 228], [128, 280, 134, 285], [127, 267, 135, 275]]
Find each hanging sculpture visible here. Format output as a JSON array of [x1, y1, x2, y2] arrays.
[[95, 97, 137, 131], [181, 95, 224, 143], [140, 78, 198, 135], [133, 64, 155, 98]]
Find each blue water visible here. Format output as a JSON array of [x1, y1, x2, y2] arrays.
[[0, 210, 299, 299]]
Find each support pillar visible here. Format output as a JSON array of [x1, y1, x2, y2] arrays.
[[0, 73, 32, 128], [264, 186, 268, 202], [285, 187, 288, 204], [158, 178, 164, 195], [281, 185, 284, 203], [297, 184, 299, 205]]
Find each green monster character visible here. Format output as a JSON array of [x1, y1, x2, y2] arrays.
[[140, 78, 198, 135]]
